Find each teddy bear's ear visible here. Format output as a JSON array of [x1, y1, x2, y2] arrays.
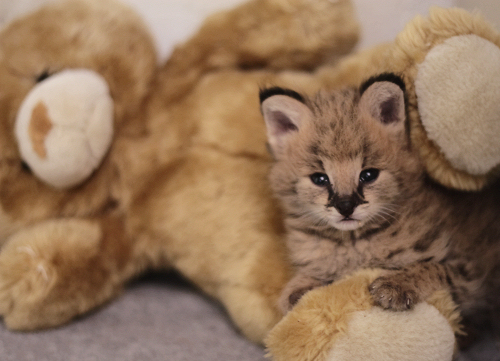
[[260, 87, 312, 157], [359, 74, 406, 130]]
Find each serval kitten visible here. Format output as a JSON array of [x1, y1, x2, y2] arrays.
[[260, 74, 500, 330]]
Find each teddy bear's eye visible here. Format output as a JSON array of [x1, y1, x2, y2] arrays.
[[35, 70, 51, 83], [21, 161, 32, 173]]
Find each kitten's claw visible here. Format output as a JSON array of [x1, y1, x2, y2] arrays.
[[369, 276, 419, 311]]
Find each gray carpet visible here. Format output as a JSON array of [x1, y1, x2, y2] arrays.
[[457, 325, 500, 361], [0, 273, 266, 361], [0, 273, 497, 361]]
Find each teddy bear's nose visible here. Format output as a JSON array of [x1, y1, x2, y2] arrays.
[[29, 101, 52, 159]]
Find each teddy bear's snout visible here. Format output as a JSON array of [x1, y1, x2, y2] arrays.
[[14, 69, 114, 189]]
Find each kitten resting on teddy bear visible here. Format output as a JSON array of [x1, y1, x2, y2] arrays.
[[260, 75, 500, 329]]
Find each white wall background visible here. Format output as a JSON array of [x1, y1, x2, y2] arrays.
[[457, 0, 500, 29], [116, 0, 500, 59], [352, 0, 454, 49], [0, 0, 499, 61]]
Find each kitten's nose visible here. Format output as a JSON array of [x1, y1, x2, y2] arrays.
[[335, 199, 356, 217]]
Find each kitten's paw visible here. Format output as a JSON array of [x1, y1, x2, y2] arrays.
[[369, 276, 419, 311]]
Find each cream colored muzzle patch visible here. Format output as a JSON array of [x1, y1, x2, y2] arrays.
[[15, 69, 114, 189]]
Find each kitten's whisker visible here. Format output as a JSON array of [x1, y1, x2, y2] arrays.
[[374, 213, 390, 224], [365, 212, 380, 226], [305, 209, 331, 229], [377, 204, 402, 225], [378, 204, 400, 214], [378, 208, 399, 217], [377, 210, 397, 221], [379, 202, 400, 210], [377, 211, 400, 226]]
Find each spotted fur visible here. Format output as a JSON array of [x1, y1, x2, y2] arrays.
[[261, 81, 500, 336]]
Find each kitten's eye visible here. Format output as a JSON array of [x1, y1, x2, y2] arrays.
[[359, 168, 379, 184], [310, 173, 330, 187]]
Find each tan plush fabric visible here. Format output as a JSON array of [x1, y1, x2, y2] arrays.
[[266, 270, 461, 361], [0, 0, 359, 345], [266, 270, 380, 361], [326, 305, 455, 361], [315, 7, 500, 190], [415, 34, 500, 176]]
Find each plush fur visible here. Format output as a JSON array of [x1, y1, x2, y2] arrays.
[[0, 0, 359, 344], [0, 1, 498, 359], [266, 270, 462, 361], [261, 80, 500, 319], [264, 7, 500, 360]]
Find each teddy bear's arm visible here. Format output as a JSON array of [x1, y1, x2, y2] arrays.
[[168, 0, 358, 70], [0, 216, 131, 330], [159, 0, 359, 103]]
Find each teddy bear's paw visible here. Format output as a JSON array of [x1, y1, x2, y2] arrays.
[[0, 219, 117, 330], [0, 245, 57, 330], [369, 275, 419, 311]]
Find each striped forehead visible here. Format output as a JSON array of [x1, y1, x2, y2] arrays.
[[306, 89, 365, 164]]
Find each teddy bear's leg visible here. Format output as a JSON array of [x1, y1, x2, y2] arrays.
[[130, 144, 292, 344], [413, 33, 500, 189], [168, 0, 359, 71], [0, 216, 131, 330], [318, 8, 500, 191]]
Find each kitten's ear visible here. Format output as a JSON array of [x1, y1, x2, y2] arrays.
[[260, 87, 313, 156], [359, 75, 406, 128]]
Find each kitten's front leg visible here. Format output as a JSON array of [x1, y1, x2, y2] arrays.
[[368, 261, 449, 311], [279, 272, 330, 314]]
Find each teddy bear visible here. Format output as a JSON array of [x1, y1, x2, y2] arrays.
[[265, 6, 500, 360], [0, 0, 498, 360], [266, 269, 462, 361], [0, 0, 360, 345]]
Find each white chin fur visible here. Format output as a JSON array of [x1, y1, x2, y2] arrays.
[[333, 219, 363, 231]]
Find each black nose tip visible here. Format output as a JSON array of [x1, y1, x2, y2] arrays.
[[335, 199, 356, 217]]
